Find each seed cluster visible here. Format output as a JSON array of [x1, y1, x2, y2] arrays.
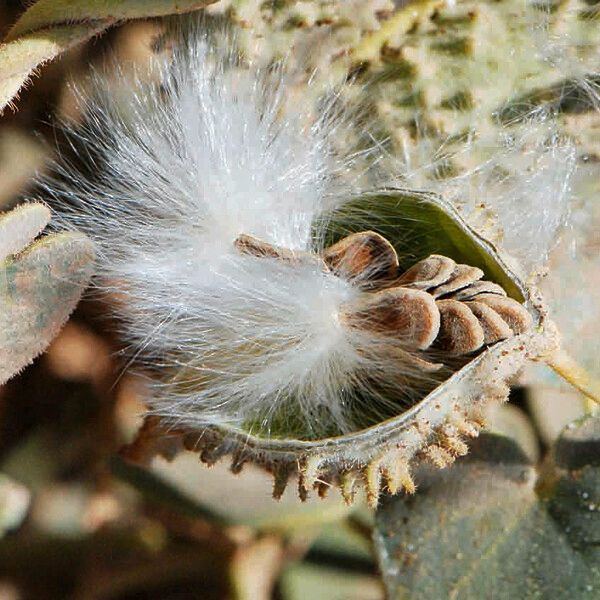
[[236, 230, 533, 368]]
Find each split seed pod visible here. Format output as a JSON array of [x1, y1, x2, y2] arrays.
[[123, 189, 556, 507], [39, 33, 560, 507]]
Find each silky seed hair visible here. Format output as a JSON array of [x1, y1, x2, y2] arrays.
[[374, 86, 578, 276], [39, 27, 453, 439], [37, 22, 576, 441]]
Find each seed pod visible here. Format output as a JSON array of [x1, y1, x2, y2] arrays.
[[124, 189, 557, 507], [33, 18, 581, 510]]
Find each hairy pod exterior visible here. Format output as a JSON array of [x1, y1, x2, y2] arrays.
[[123, 189, 559, 507]]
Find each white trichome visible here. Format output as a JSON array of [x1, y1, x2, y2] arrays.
[[40, 30, 444, 439]]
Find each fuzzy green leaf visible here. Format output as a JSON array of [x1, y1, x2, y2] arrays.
[[5, 0, 215, 40], [0, 209, 94, 384], [0, 23, 111, 112], [0, 0, 216, 112], [0, 202, 50, 261], [373, 417, 600, 600]]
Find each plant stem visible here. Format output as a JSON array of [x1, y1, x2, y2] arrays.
[[546, 349, 600, 413]]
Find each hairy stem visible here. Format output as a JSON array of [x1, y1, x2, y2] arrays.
[[547, 349, 600, 412]]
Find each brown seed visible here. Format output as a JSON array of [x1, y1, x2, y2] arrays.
[[396, 254, 456, 289], [466, 300, 514, 344], [235, 233, 294, 259], [436, 299, 485, 354], [342, 287, 441, 350], [235, 233, 324, 268], [431, 264, 484, 298], [323, 231, 398, 283], [474, 294, 533, 334], [450, 280, 507, 301]]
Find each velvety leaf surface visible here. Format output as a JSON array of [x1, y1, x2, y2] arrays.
[[374, 419, 600, 600], [0, 223, 94, 385], [0, 203, 50, 261]]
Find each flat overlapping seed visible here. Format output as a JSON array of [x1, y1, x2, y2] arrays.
[[323, 230, 399, 283], [431, 264, 484, 298], [235, 233, 325, 268], [235, 232, 533, 361], [475, 293, 533, 334], [396, 254, 456, 289], [466, 300, 513, 344], [235, 233, 296, 259], [450, 280, 507, 301], [343, 287, 441, 349], [436, 299, 485, 354]]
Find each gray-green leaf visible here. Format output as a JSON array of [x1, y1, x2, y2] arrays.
[[374, 417, 600, 600], [0, 205, 94, 384]]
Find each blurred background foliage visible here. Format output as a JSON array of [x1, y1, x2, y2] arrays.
[[0, 1, 598, 599]]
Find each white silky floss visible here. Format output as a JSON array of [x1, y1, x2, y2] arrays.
[[41, 35, 417, 438], [39, 27, 581, 439]]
